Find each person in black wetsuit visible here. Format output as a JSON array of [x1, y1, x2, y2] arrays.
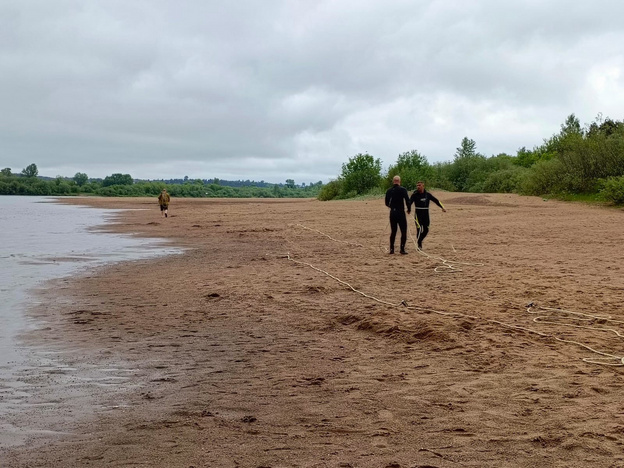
[[409, 181, 446, 250], [385, 175, 411, 254]]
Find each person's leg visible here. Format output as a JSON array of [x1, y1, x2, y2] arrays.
[[389, 212, 398, 253], [418, 225, 429, 246], [398, 213, 408, 254], [414, 221, 422, 249], [416, 211, 429, 249]]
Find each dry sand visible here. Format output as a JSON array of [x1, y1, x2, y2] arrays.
[[3, 193, 624, 468]]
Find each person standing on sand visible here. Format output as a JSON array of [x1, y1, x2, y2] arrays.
[[385, 175, 411, 255], [409, 181, 446, 250], [158, 188, 171, 218]]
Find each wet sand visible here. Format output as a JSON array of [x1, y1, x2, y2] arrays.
[[3, 194, 624, 467]]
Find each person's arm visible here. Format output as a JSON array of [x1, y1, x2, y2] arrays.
[[404, 189, 411, 214], [385, 189, 391, 208], [408, 192, 416, 213], [429, 193, 446, 212]]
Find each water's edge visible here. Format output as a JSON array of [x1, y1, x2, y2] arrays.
[[0, 197, 184, 449]]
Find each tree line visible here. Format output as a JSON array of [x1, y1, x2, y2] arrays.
[[318, 113, 624, 205], [2, 113, 623, 204], [0, 165, 323, 198]]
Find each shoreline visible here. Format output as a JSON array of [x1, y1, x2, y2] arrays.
[[4, 194, 624, 467], [0, 198, 185, 453]]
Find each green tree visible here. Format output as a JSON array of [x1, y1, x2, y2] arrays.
[[385, 149, 432, 190], [340, 153, 382, 195], [21, 163, 38, 178], [396, 149, 428, 169], [455, 137, 477, 159], [428, 162, 456, 191], [515, 147, 536, 168], [1, 168, 11, 177], [448, 138, 486, 191], [560, 113, 582, 136], [102, 173, 133, 187], [587, 116, 624, 138], [73, 172, 89, 186], [285, 179, 295, 189]]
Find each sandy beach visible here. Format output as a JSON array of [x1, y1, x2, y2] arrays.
[[4, 193, 624, 467]]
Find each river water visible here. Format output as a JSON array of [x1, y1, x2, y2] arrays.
[[0, 196, 181, 448]]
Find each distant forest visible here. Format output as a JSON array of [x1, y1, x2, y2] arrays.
[[2, 113, 623, 204], [0, 167, 323, 198]]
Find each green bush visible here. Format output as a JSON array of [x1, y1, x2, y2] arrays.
[[363, 186, 385, 197], [481, 167, 528, 193], [317, 179, 343, 201], [340, 190, 358, 199], [519, 158, 567, 195], [600, 176, 624, 204], [341, 153, 382, 195], [425, 162, 456, 191]]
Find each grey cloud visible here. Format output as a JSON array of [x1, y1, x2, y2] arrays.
[[2, 0, 624, 182]]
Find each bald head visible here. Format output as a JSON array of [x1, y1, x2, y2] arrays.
[[392, 175, 401, 185]]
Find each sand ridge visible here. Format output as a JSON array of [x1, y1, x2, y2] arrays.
[[3, 193, 624, 467]]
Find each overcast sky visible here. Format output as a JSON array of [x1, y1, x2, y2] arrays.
[[2, 1, 624, 183]]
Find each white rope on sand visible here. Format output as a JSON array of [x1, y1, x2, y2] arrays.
[[285, 253, 477, 319], [284, 252, 624, 367], [291, 223, 364, 247], [285, 222, 624, 366], [526, 305, 624, 366], [406, 221, 483, 273], [293, 220, 482, 273]]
